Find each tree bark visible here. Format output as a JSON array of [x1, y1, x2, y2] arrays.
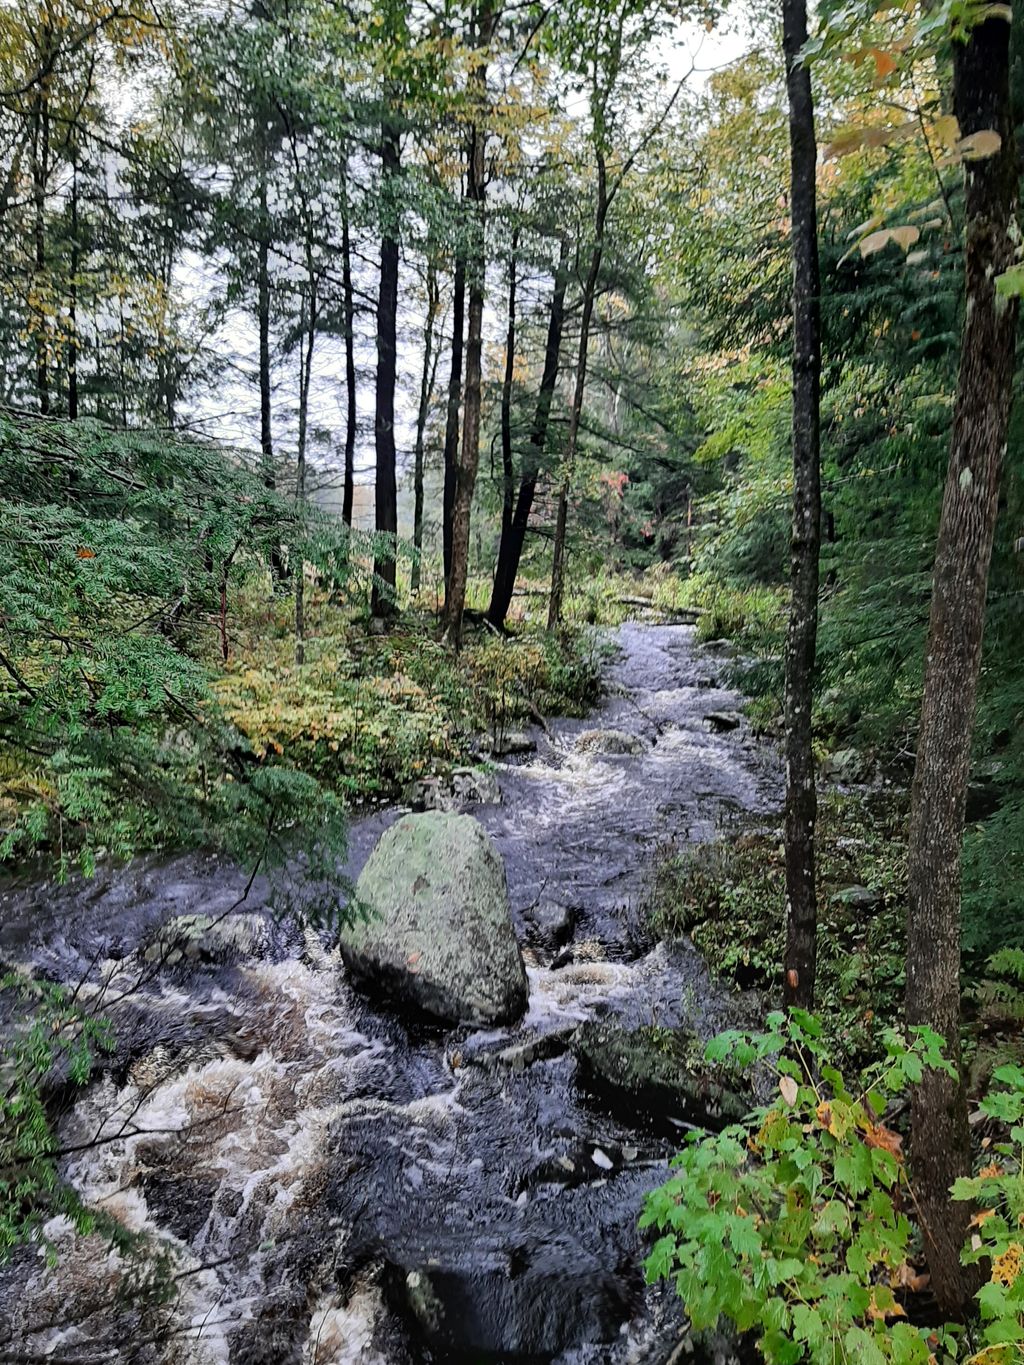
[[781, 0, 822, 1011], [487, 237, 568, 629], [257, 142, 286, 584], [68, 158, 79, 420], [498, 228, 520, 545], [295, 264, 317, 664], [442, 2, 494, 649], [31, 73, 50, 416], [442, 253, 466, 594], [371, 118, 401, 619], [905, 6, 1019, 1318], [411, 260, 440, 592], [548, 166, 607, 630], [341, 190, 357, 530]]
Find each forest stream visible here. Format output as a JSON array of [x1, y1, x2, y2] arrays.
[[0, 622, 779, 1365]]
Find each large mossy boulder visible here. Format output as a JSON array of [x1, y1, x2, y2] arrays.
[[572, 1022, 749, 1131], [340, 812, 528, 1026]]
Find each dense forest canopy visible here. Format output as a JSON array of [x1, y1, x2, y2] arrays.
[[4, 0, 1024, 1358]]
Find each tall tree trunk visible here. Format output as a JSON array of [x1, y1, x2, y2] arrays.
[[371, 119, 401, 619], [442, 253, 466, 594], [67, 159, 79, 420], [442, 2, 494, 649], [295, 286, 317, 666], [548, 165, 608, 630], [31, 80, 50, 416], [258, 145, 286, 584], [498, 228, 520, 545], [487, 237, 568, 629], [341, 194, 357, 530], [412, 261, 440, 592], [905, 6, 1019, 1318], [781, 0, 822, 1010]]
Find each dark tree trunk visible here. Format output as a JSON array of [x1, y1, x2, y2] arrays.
[[442, 253, 466, 594], [905, 6, 1019, 1318], [412, 260, 440, 592], [549, 168, 607, 630], [442, 2, 494, 649], [258, 146, 286, 584], [341, 193, 357, 530], [498, 229, 520, 543], [31, 80, 50, 416], [68, 159, 79, 420], [487, 237, 568, 629], [294, 288, 316, 665], [781, 0, 822, 1010], [371, 119, 401, 619]]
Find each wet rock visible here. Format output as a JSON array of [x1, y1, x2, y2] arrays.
[[526, 898, 577, 948], [340, 812, 528, 1026], [141, 911, 271, 967], [490, 731, 537, 757], [829, 885, 882, 912], [404, 765, 501, 813], [575, 728, 646, 757], [386, 1224, 637, 1361], [821, 747, 868, 783], [704, 710, 742, 733], [473, 1028, 576, 1073], [572, 1022, 749, 1131]]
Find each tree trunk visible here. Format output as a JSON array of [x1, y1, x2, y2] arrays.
[[781, 0, 822, 1011], [295, 276, 317, 665], [548, 167, 607, 630], [371, 119, 401, 619], [68, 159, 79, 420], [487, 237, 568, 629], [442, 253, 466, 595], [258, 146, 286, 584], [412, 261, 440, 592], [905, 6, 1019, 1318], [442, 2, 494, 649], [31, 79, 50, 416], [341, 191, 357, 530], [498, 229, 520, 545]]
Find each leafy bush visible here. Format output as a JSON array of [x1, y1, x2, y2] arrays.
[[642, 1012, 959, 1365]]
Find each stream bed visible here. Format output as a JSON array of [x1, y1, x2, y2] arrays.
[[0, 623, 779, 1365]]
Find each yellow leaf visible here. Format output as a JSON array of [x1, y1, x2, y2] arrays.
[[860, 229, 893, 257], [958, 129, 1002, 160], [890, 225, 921, 251], [779, 1075, 799, 1106], [870, 47, 899, 78]]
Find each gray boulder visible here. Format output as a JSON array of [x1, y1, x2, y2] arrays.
[[575, 728, 645, 756], [340, 812, 528, 1026]]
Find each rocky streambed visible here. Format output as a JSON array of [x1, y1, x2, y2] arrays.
[[0, 623, 779, 1365]]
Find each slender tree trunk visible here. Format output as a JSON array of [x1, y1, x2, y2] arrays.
[[412, 261, 440, 592], [67, 159, 78, 420], [341, 195, 357, 530], [442, 253, 466, 594], [781, 0, 822, 1010], [905, 6, 1019, 1317], [371, 119, 401, 619], [548, 169, 607, 630], [442, 2, 494, 649], [487, 237, 568, 629], [498, 228, 520, 545], [295, 287, 317, 666], [258, 145, 286, 584], [31, 82, 50, 416]]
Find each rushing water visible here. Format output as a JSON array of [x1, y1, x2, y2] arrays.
[[0, 623, 779, 1365]]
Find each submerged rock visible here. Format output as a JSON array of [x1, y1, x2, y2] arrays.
[[340, 811, 528, 1026], [387, 1224, 636, 1362], [141, 911, 272, 966], [704, 710, 742, 733], [572, 1022, 749, 1131], [575, 728, 646, 756], [490, 730, 537, 757]]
